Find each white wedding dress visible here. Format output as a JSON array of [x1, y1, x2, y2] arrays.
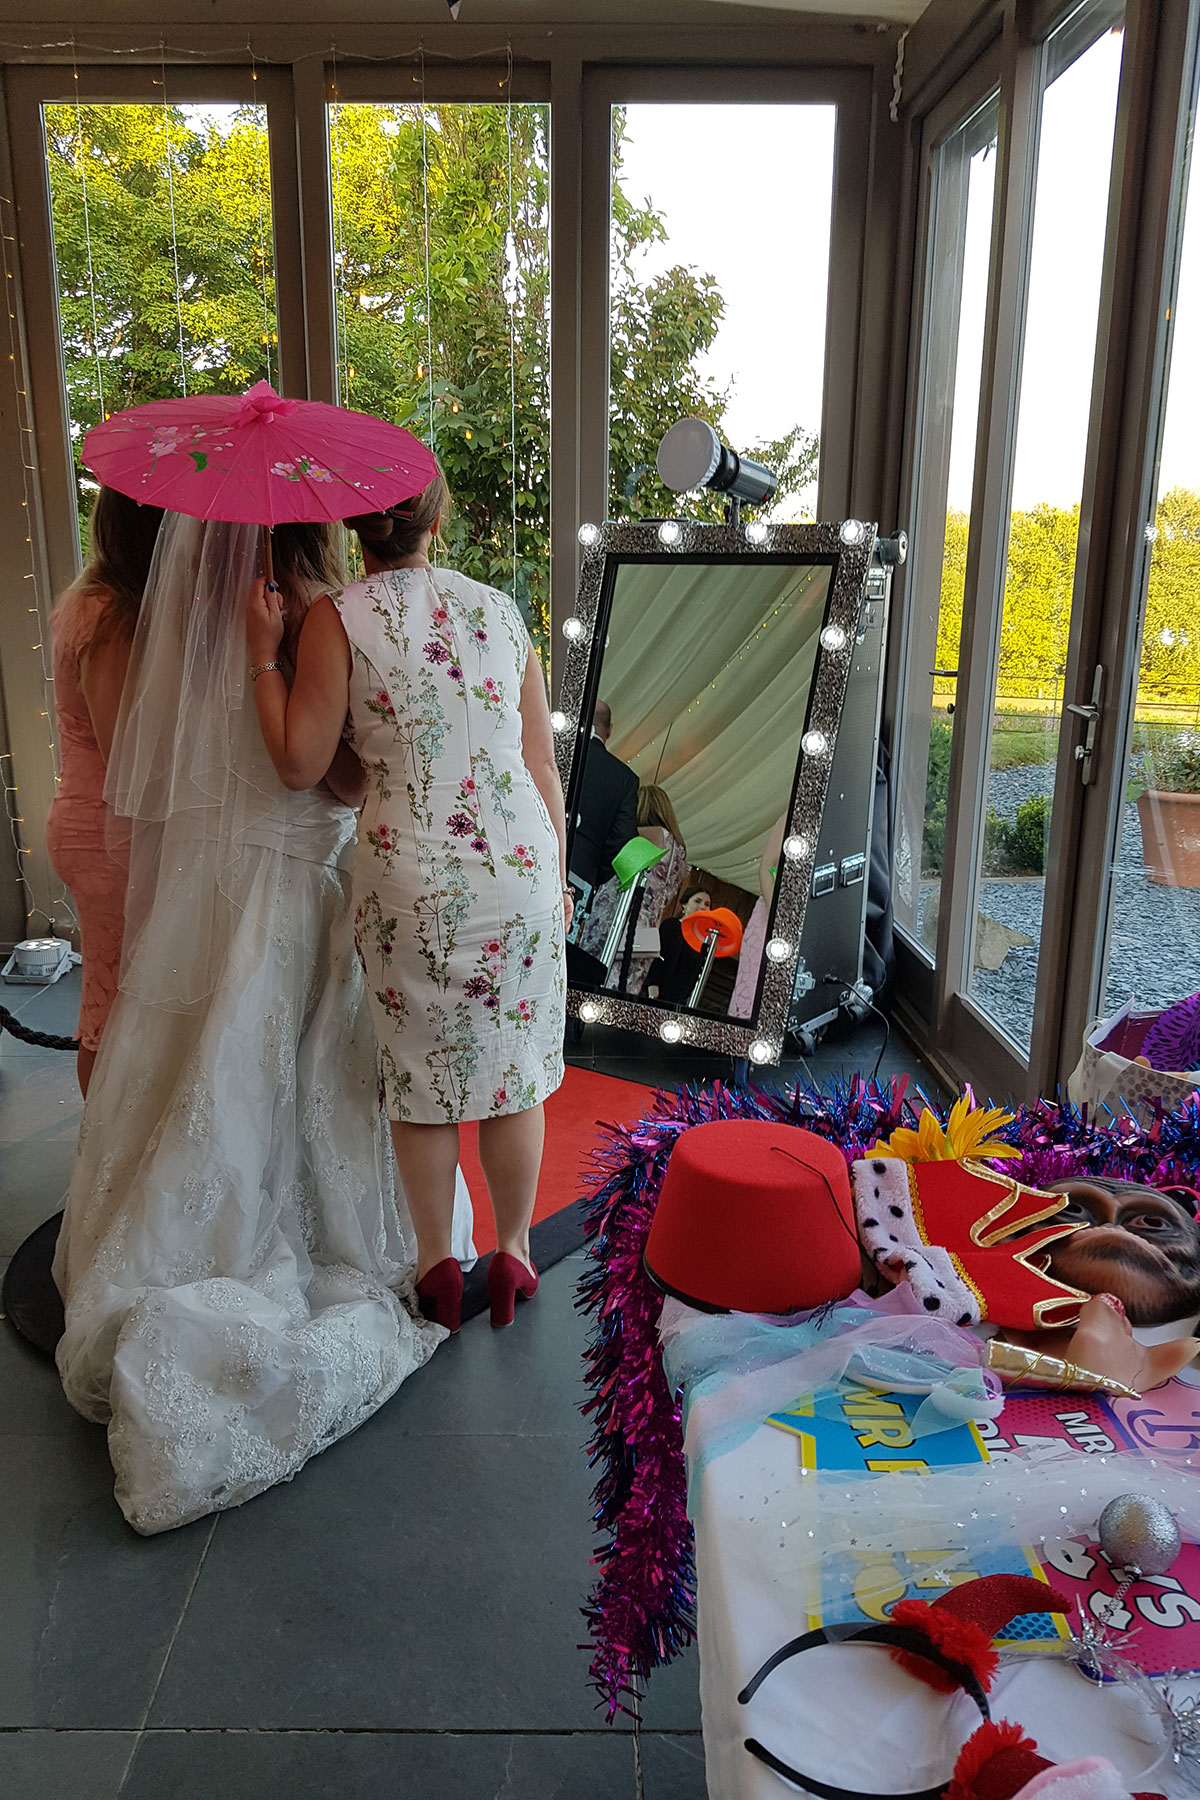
[[53, 514, 473, 1535]]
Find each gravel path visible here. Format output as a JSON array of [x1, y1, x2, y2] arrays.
[[917, 776, 1200, 1052]]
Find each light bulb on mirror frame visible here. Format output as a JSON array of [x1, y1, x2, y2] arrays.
[[562, 616, 586, 641], [578, 999, 601, 1023], [839, 518, 866, 546], [748, 1039, 775, 1065], [745, 520, 769, 545], [549, 710, 569, 733], [659, 1018, 684, 1043], [764, 937, 792, 963], [801, 729, 828, 757], [657, 520, 682, 546], [577, 522, 601, 547], [819, 623, 847, 651], [782, 834, 809, 861]]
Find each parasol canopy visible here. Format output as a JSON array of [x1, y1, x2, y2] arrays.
[[83, 381, 437, 526]]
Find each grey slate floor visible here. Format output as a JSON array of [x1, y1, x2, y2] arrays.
[[0, 970, 934, 1799]]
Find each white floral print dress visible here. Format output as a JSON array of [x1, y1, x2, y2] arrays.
[[338, 566, 566, 1124]]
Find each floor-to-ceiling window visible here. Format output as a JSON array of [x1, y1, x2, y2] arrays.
[[327, 98, 550, 656], [605, 101, 835, 525], [43, 95, 279, 546]]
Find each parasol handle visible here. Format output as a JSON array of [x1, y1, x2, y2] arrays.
[[261, 524, 275, 587]]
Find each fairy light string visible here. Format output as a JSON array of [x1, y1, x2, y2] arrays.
[[158, 43, 188, 396], [505, 44, 519, 606], [248, 45, 274, 390], [419, 46, 437, 466], [0, 180, 76, 930], [329, 45, 352, 405], [71, 40, 106, 425]]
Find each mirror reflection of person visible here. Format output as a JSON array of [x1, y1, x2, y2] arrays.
[[729, 811, 787, 1019], [647, 885, 712, 1004], [579, 784, 689, 995], [571, 698, 639, 895]]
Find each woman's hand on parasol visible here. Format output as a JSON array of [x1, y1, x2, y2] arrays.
[[248, 577, 285, 664]]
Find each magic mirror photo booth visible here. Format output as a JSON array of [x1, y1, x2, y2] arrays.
[[555, 512, 906, 1069]]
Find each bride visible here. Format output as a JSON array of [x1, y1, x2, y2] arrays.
[[53, 511, 473, 1535]]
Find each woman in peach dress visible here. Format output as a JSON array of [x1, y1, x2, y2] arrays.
[[44, 488, 163, 1094]]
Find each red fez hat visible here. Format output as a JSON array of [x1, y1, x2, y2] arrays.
[[643, 1120, 861, 1313]]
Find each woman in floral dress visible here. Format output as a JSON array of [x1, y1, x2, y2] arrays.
[[249, 472, 569, 1331]]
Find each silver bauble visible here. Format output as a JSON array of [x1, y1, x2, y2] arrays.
[[1098, 1493, 1181, 1576]]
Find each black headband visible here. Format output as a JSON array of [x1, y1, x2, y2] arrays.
[[738, 1620, 990, 1800]]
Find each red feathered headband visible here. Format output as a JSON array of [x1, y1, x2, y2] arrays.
[[737, 1573, 1166, 1800]]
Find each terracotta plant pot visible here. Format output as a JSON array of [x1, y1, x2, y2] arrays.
[[1137, 788, 1200, 887]]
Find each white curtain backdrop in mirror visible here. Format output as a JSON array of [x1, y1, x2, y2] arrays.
[[599, 561, 833, 891]]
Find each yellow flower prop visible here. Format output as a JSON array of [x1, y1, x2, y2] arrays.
[[870, 1091, 1020, 1165]]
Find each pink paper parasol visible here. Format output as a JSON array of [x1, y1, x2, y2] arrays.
[[83, 381, 437, 528]]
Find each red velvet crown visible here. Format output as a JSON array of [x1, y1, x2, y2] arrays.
[[854, 1155, 1091, 1331], [643, 1120, 862, 1314]]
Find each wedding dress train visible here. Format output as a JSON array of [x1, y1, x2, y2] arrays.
[[52, 514, 473, 1534]]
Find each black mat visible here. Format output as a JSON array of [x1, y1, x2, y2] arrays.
[[2, 1210, 64, 1356], [3, 1199, 591, 1357]]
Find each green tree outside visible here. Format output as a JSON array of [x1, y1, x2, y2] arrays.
[[44, 99, 818, 661]]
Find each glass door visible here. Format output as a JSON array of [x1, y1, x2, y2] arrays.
[[964, 9, 1125, 1056], [1097, 31, 1200, 1023], [894, 91, 1000, 971]]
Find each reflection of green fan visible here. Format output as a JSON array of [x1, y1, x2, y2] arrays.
[[612, 837, 667, 891]]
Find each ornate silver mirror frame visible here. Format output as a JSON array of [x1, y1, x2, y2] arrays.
[[552, 518, 879, 1066]]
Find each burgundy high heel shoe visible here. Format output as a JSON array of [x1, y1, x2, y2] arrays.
[[487, 1252, 538, 1329], [415, 1257, 464, 1333]]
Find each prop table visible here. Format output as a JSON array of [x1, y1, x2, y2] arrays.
[[671, 1299, 1199, 1799], [578, 1079, 1200, 1797]]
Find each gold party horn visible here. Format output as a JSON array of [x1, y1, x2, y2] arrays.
[[986, 1338, 1141, 1400]]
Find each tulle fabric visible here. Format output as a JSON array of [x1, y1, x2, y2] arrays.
[[107, 513, 347, 1010], [55, 513, 473, 1533]]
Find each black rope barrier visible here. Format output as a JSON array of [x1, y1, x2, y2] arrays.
[[0, 1002, 79, 1052]]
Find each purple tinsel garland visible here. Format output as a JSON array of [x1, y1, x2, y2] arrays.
[[576, 1075, 1200, 1720]]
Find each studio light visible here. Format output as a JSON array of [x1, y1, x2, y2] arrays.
[[656, 418, 778, 509]]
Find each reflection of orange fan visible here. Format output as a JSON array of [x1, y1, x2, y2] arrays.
[[681, 907, 744, 957]]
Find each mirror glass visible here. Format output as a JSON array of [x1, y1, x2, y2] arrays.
[[565, 555, 835, 1025]]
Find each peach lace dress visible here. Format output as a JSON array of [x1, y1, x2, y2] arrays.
[[44, 586, 128, 1052]]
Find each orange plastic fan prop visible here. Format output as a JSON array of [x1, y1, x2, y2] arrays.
[[681, 907, 744, 958]]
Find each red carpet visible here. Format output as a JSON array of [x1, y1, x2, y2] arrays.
[[459, 1065, 657, 1256]]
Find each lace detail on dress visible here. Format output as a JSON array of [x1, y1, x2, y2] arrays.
[[52, 830, 470, 1535]]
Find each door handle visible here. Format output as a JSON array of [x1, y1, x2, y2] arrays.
[[1070, 666, 1104, 786]]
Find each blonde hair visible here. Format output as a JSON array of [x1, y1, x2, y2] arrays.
[[271, 520, 348, 652], [347, 471, 452, 566], [637, 783, 684, 851]]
